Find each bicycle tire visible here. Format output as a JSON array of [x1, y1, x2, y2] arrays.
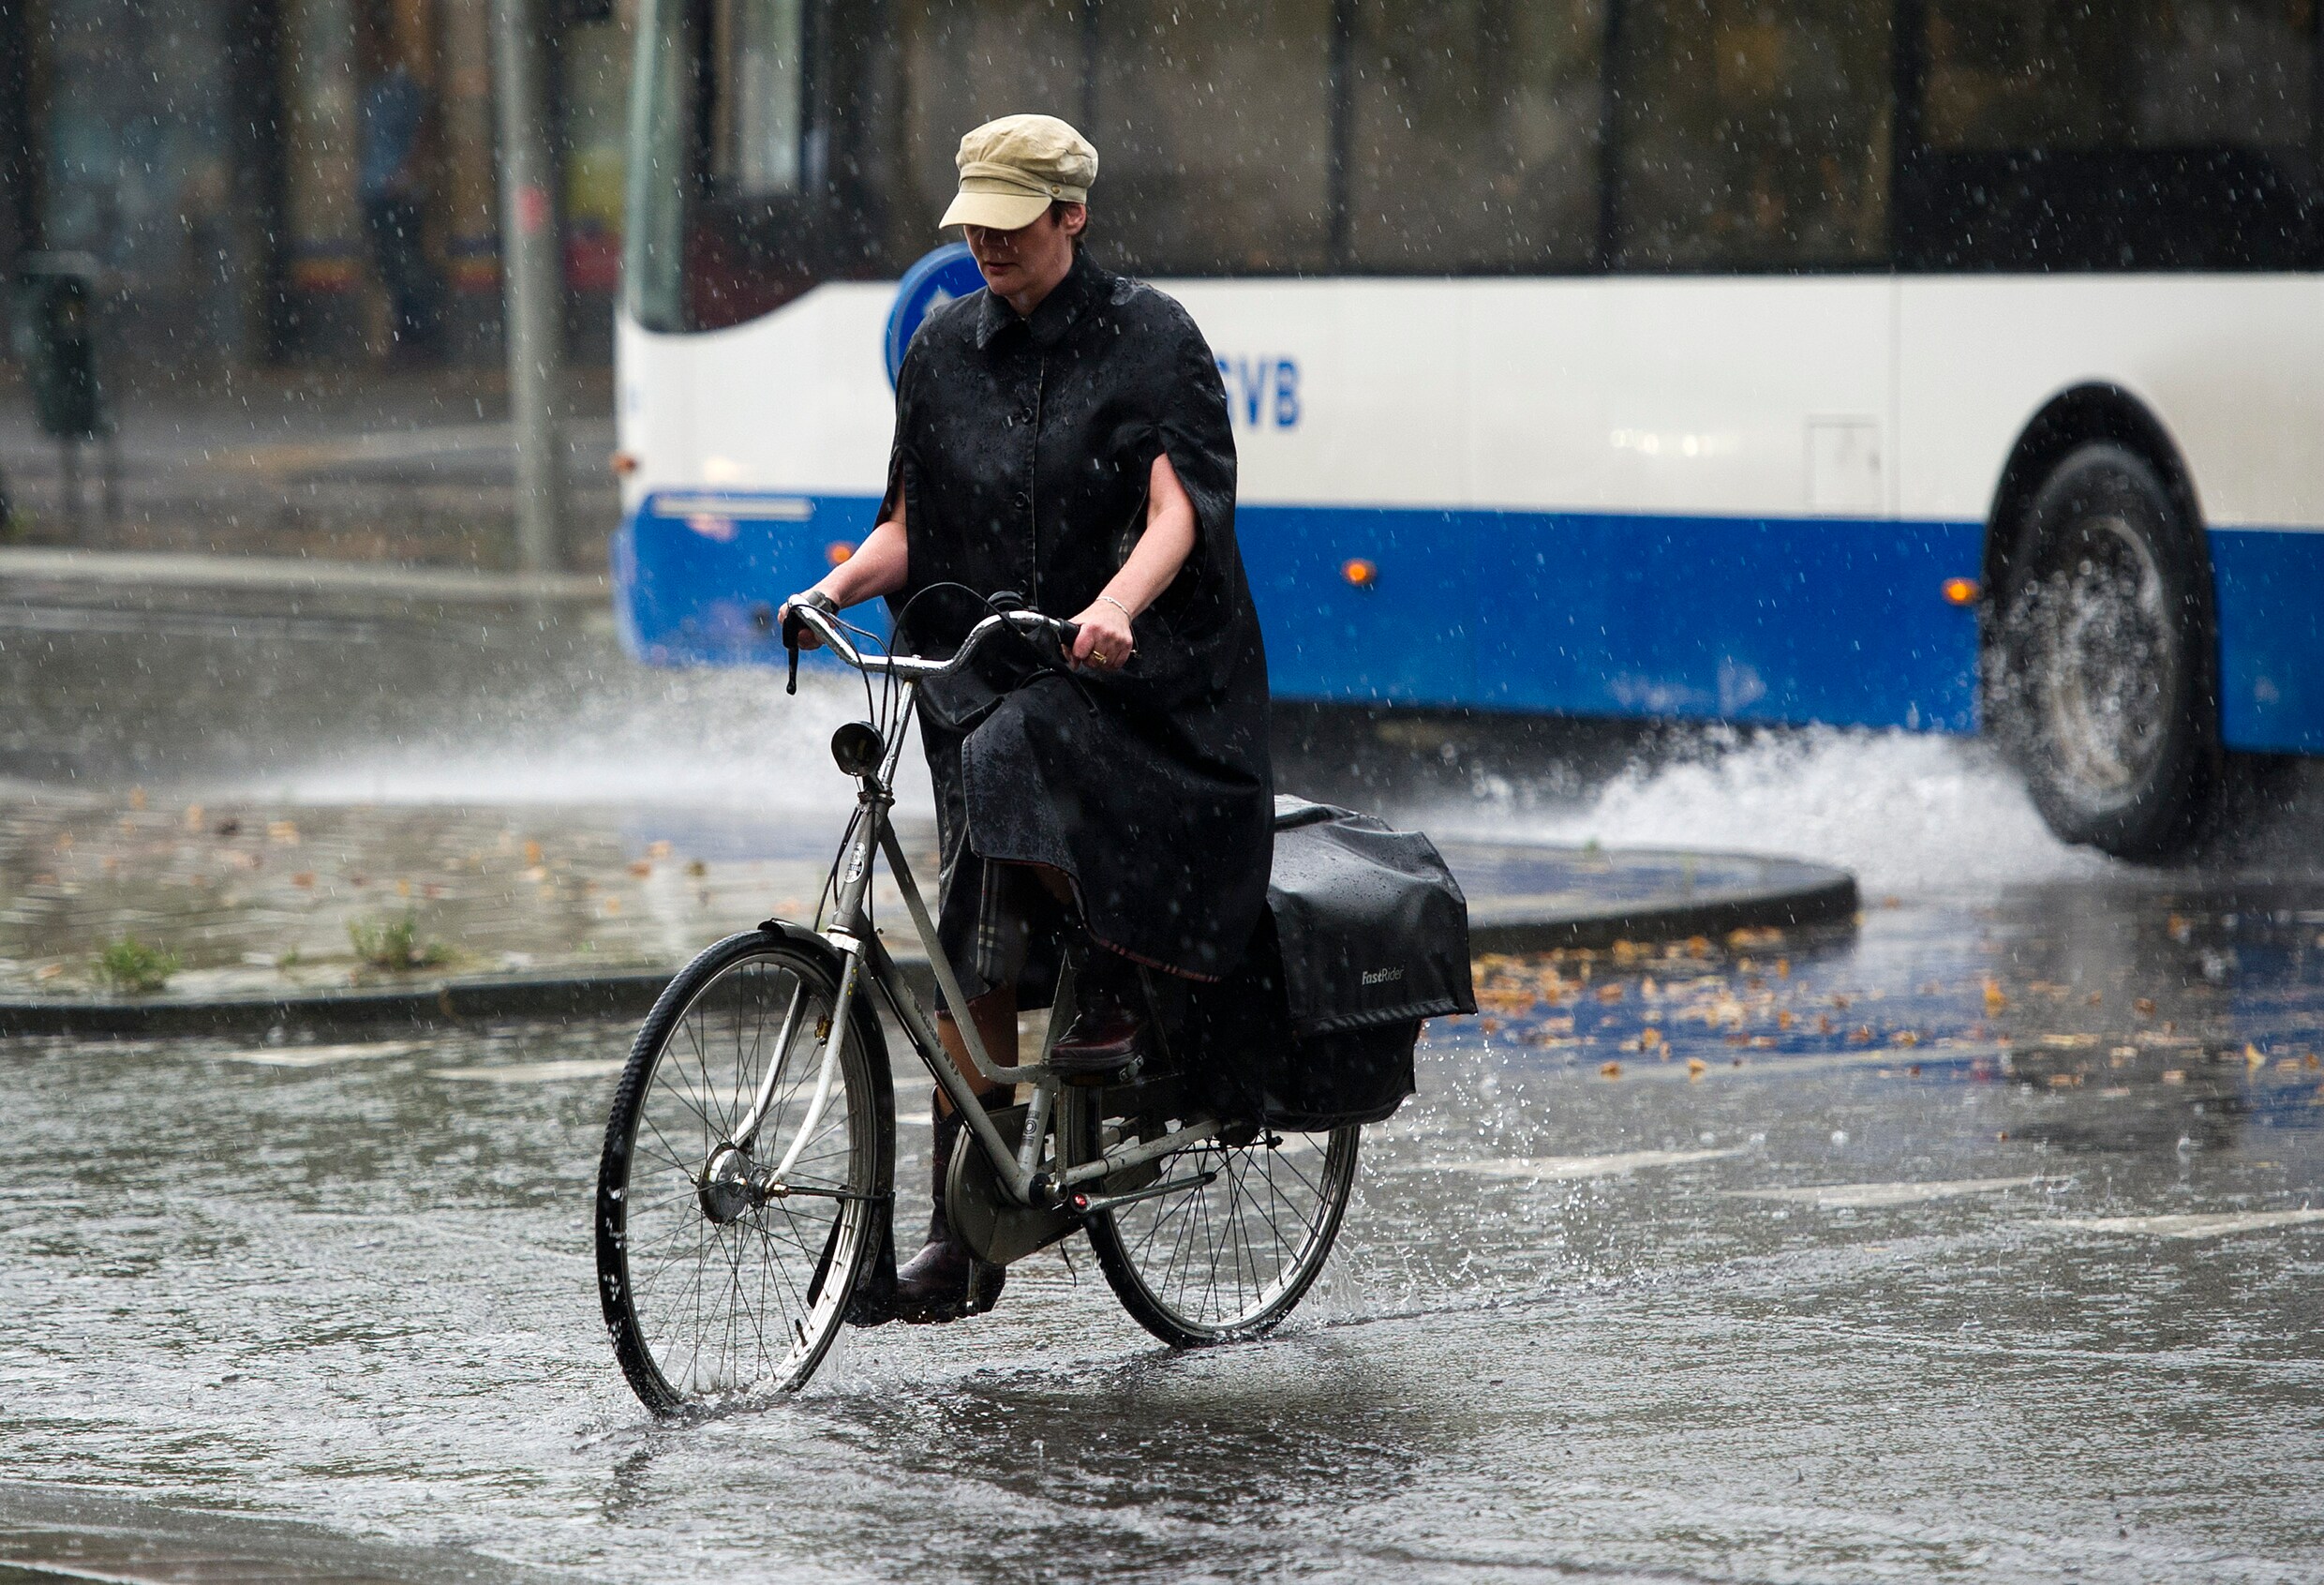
[[1065, 1088, 1359, 1347], [596, 928, 892, 1412]]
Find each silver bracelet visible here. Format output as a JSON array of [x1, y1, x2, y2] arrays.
[[1096, 593, 1134, 623]]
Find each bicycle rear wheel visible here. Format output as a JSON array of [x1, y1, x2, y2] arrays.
[[595, 929, 892, 1412], [1067, 1088, 1359, 1346]]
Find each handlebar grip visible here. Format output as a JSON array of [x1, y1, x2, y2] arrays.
[[1054, 620, 1080, 651], [780, 605, 811, 695]]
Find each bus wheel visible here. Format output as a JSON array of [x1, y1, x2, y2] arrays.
[[1992, 441, 2220, 860]]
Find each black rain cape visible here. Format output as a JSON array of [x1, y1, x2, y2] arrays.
[[883, 249, 1273, 1005]]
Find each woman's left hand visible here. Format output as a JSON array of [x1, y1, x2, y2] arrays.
[[1067, 597, 1136, 673]]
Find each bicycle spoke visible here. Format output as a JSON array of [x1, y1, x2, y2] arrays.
[[1090, 1119, 1355, 1341]]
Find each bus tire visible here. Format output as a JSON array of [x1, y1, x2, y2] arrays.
[[1991, 441, 2220, 860]]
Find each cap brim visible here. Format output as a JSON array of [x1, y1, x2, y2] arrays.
[[939, 189, 1054, 232]]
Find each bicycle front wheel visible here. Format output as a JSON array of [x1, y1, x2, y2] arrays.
[[595, 929, 892, 1413], [1068, 1090, 1359, 1347]]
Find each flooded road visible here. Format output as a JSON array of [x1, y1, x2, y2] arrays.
[[3, 593, 2322, 1581], [5, 885, 2320, 1582]]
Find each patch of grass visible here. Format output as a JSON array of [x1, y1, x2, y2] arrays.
[[95, 936, 181, 995], [348, 912, 452, 972]]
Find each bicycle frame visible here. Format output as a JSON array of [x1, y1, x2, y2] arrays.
[[724, 605, 1221, 1220]]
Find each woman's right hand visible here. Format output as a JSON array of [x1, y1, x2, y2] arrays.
[[779, 590, 836, 650]]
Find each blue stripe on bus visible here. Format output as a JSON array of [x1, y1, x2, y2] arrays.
[[2212, 528, 2324, 753], [611, 494, 2324, 750]]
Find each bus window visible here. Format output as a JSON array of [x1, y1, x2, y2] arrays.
[[1347, 0, 1603, 271], [1611, 0, 1894, 271], [1089, 0, 1334, 275], [623, 0, 695, 333], [1925, 0, 2312, 154], [888, 0, 1085, 258], [1908, 0, 2315, 268], [712, 0, 806, 196]]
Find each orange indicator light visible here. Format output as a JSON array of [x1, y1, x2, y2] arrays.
[[608, 450, 639, 477], [1342, 557, 1378, 589], [1941, 576, 1980, 606], [826, 541, 856, 566]]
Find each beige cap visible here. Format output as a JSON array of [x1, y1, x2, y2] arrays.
[[939, 113, 1097, 232]]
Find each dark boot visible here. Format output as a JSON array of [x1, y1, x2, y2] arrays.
[[892, 1087, 1010, 1323], [1050, 944, 1144, 1079]]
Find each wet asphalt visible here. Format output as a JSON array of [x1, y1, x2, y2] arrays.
[[1, 589, 2320, 1583]]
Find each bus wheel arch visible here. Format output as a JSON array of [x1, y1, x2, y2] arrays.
[[1981, 385, 2223, 860]]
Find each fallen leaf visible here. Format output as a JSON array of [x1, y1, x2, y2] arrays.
[[291, 873, 315, 889], [685, 860, 708, 878], [2134, 997, 2157, 1017], [36, 963, 64, 980], [395, 878, 412, 897], [183, 804, 204, 830], [2244, 1044, 2267, 1069], [1686, 1057, 1707, 1079], [647, 839, 674, 859], [1596, 982, 1623, 1003], [267, 820, 299, 845], [1984, 980, 2008, 1012], [2161, 1069, 2186, 1084], [524, 840, 544, 865], [627, 860, 653, 878], [1600, 1061, 1621, 1078]]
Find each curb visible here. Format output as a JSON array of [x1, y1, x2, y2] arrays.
[[0, 848, 1856, 1039], [0, 546, 608, 605], [1466, 852, 1858, 953]]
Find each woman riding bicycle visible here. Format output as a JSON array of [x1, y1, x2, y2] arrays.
[[781, 114, 1274, 1324]]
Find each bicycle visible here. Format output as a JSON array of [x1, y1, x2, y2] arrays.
[[593, 599, 1360, 1413]]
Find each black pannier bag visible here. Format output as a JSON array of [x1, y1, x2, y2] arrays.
[[1184, 799, 1476, 1129]]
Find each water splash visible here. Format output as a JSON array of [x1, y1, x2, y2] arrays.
[[1453, 726, 2108, 897], [270, 667, 918, 815]]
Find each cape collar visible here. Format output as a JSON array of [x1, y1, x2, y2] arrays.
[[976, 249, 1108, 352]]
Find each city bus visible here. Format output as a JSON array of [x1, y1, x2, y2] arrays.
[[608, 0, 2324, 860]]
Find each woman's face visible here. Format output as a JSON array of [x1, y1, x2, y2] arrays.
[[964, 204, 1086, 308]]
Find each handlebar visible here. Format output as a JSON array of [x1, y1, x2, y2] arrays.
[[782, 601, 1080, 694]]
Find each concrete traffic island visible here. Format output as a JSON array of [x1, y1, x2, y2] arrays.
[[0, 796, 1855, 1037]]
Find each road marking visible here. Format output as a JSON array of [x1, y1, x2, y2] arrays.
[[1724, 1175, 2039, 1208], [432, 1057, 628, 1083], [1411, 1145, 1750, 1181], [219, 1041, 424, 1067], [2051, 1208, 2324, 1239]]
